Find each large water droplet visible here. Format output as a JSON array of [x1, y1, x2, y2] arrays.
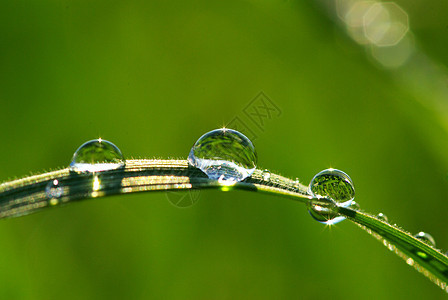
[[414, 231, 436, 247], [46, 179, 63, 205], [70, 139, 125, 173], [188, 128, 257, 182], [308, 168, 355, 207], [308, 169, 354, 225], [307, 197, 344, 225]]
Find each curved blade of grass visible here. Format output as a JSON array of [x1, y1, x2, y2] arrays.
[[339, 207, 448, 291], [1, 159, 447, 292]]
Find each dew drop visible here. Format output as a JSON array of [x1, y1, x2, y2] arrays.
[[188, 128, 257, 182], [406, 258, 414, 266], [377, 213, 388, 222], [46, 179, 63, 205], [414, 231, 436, 247], [307, 197, 344, 225], [349, 201, 360, 211], [262, 170, 271, 181], [70, 139, 125, 173], [308, 169, 354, 225], [308, 168, 355, 207]]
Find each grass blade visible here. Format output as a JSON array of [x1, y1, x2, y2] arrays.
[[1, 159, 447, 292]]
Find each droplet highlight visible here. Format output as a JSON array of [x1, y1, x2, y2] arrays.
[[188, 128, 257, 182], [262, 170, 271, 181], [414, 232, 436, 247], [70, 139, 125, 173], [46, 179, 63, 205]]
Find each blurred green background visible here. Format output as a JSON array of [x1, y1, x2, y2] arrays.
[[1, 0, 448, 299]]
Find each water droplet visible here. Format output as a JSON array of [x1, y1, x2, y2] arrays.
[[70, 139, 125, 173], [377, 213, 388, 222], [414, 232, 436, 247], [46, 179, 63, 205], [307, 197, 344, 225], [262, 170, 271, 181], [406, 258, 414, 265], [308, 168, 355, 207], [349, 201, 360, 211], [188, 128, 257, 182]]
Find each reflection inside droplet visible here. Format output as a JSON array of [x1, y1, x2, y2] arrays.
[[70, 139, 125, 173], [188, 128, 257, 182], [307, 168, 355, 225], [309, 168, 355, 206]]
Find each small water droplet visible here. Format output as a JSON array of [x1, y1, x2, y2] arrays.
[[262, 170, 271, 181], [406, 258, 414, 265], [307, 197, 344, 225], [308, 168, 355, 207], [388, 243, 395, 251], [188, 128, 257, 182], [414, 232, 436, 247], [377, 213, 388, 222], [70, 139, 125, 173], [46, 179, 63, 205], [349, 201, 360, 211]]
